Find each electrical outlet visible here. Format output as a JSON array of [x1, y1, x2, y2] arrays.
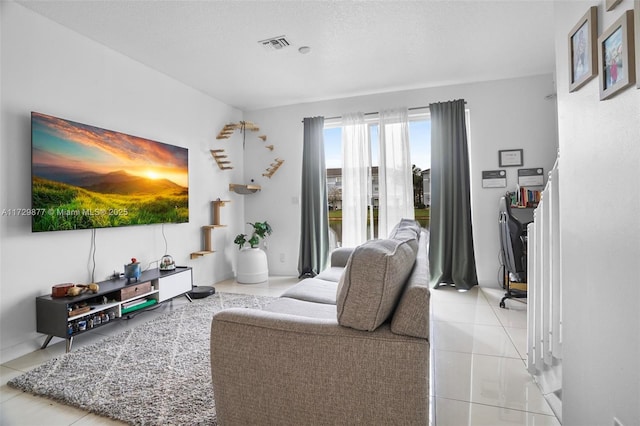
[[613, 417, 623, 426], [280, 253, 285, 263]]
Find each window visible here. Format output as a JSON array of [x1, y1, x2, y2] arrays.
[[325, 113, 431, 247]]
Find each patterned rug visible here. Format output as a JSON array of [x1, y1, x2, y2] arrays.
[[8, 292, 274, 425]]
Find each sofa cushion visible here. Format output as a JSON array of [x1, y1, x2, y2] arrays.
[[263, 297, 337, 319], [391, 230, 431, 338], [315, 267, 344, 283], [388, 218, 421, 240], [336, 238, 418, 331], [328, 247, 355, 268], [281, 278, 338, 304]]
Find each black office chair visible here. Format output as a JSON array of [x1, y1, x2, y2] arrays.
[[498, 195, 527, 308]]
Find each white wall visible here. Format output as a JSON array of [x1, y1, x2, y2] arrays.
[[244, 75, 558, 283], [0, 2, 244, 362], [554, 1, 640, 425]]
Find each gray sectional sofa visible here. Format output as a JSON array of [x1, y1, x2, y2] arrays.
[[210, 219, 431, 425]]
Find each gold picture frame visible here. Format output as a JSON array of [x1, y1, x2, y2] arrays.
[[569, 6, 598, 92], [598, 10, 636, 100]]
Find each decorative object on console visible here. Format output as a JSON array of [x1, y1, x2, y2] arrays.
[[124, 258, 141, 282], [52, 283, 74, 298], [568, 6, 598, 92], [160, 255, 175, 271], [598, 10, 636, 100], [66, 283, 100, 297]]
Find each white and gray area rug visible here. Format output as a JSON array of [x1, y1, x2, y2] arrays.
[[8, 292, 274, 425]]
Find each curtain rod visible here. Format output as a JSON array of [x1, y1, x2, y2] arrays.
[[305, 102, 467, 122], [323, 106, 428, 121]]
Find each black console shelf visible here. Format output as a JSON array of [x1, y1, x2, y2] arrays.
[[36, 267, 193, 352]]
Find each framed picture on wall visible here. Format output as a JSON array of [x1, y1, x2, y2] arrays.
[[598, 10, 636, 100], [498, 149, 523, 167], [569, 6, 598, 92], [482, 170, 507, 188]]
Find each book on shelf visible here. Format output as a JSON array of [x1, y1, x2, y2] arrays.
[[510, 186, 541, 208], [121, 299, 157, 314], [121, 298, 147, 309]]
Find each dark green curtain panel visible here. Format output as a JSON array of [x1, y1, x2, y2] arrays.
[[429, 99, 478, 290], [298, 117, 330, 278]]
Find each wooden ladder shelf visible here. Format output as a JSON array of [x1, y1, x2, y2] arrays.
[[210, 149, 233, 170], [191, 199, 230, 259]]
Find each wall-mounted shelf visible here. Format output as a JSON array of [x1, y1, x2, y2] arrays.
[[229, 184, 261, 195], [210, 149, 232, 170], [216, 121, 260, 140], [191, 200, 229, 259], [263, 158, 284, 179]]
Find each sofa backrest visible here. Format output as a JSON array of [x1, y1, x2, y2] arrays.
[[336, 238, 418, 331], [388, 218, 422, 241], [390, 229, 430, 339]]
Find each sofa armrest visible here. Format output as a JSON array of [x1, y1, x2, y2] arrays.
[[329, 247, 355, 267], [210, 308, 429, 425]]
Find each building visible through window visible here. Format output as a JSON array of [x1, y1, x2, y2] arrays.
[[324, 115, 431, 247]]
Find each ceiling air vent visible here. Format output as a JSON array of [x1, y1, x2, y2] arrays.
[[259, 36, 291, 51]]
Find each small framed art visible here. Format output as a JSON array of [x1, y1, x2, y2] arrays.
[[498, 149, 523, 167], [569, 6, 598, 92], [482, 170, 507, 188], [518, 168, 544, 187], [598, 10, 636, 100]]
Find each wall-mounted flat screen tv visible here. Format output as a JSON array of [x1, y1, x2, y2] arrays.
[[31, 112, 189, 232]]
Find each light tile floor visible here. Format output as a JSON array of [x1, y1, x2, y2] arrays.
[[431, 284, 560, 426], [0, 277, 560, 426]]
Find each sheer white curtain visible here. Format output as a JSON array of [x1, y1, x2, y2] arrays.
[[378, 108, 414, 238], [341, 112, 370, 247]]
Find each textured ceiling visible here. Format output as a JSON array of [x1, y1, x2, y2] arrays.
[[17, 0, 556, 111]]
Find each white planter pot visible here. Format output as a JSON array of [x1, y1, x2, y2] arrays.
[[236, 248, 268, 284]]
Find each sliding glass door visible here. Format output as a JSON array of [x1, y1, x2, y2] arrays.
[[324, 113, 430, 248]]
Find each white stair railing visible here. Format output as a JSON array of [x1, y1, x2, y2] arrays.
[[527, 153, 562, 420]]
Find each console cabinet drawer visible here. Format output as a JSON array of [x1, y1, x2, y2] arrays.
[[117, 281, 151, 301]]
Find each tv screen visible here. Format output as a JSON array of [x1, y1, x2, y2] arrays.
[[31, 112, 189, 232]]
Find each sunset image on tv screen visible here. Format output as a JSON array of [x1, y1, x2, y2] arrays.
[[31, 112, 188, 232]]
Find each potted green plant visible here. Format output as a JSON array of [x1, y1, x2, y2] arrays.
[[235, 221, 273, 284], [234, 221, 272, 250]]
